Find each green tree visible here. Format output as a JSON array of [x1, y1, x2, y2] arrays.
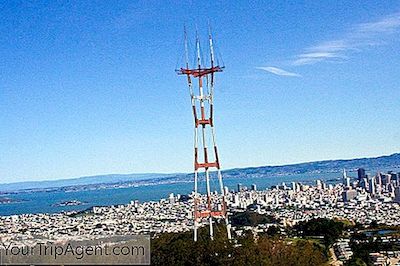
[[151, 222, 328, 266], [230, 211, 277, 227], [266, 225, 279, 236], [294, 218, 344, 250]]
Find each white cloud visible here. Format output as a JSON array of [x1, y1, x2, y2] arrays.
[[355, 13, 400, 34], [256, 66, 301, 77], [292, 12, 400, 66], [293, 51, 347, 66]]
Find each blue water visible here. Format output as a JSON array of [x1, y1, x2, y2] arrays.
[[364, 230, 396, 237], [0, 173, 342, 216]]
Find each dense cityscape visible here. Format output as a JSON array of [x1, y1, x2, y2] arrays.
[[1, 168, 400, 265]]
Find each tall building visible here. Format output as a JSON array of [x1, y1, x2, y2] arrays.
[[369, 178, 376, 195], [224, 186, 229, 196], [316, 180, 322, 190], [390, 173, 397, 184], [343, 169, 351, 188], [394, 187, 400, 203], [292, 182, 297, 192], [169, 193, 175, 204], [361, 177, 368, 190], [388, 183, 395, 193], [342, 190, 357, 202], [233, 194, 240, 206], [237, 183, 243, 192], [375, 173, 382, 187], [382, 174, 391, 186], [357, 168, 366, 181], [251, 184, 257, 191]]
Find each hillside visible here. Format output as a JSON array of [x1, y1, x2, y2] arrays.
[[223, 153, 400, 178], [2, 153, 400, 192]]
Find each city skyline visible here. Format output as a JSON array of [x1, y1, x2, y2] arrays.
[[2, 1, 400, 183]]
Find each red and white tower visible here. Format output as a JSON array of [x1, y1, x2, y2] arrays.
[[177, 27, 231, 241]]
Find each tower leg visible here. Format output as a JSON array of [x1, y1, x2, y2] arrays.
[[225, 217, 232, 240], [209, 216, 214, 240], [206, 170, 214, 240], [194, 170, 199, 242], [205, 170, 214, 240], [217, 170, 231, 240], [194, 220, 198, 242]]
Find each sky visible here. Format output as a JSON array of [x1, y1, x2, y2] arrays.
[[1, 1, 400, 183]]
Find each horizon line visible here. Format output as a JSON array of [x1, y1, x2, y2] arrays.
[[1, 151, 398, 186]]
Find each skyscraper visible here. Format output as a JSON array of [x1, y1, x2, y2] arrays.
[[357, 168, 366, 181], [169, 193, 175, 204], [361, 178, 368, 190], [292, 182, 297, 192], [394, 187, 400, 203], [390, 173, 397, 185], [316, 180, 322, 190], [342, 190, 357, 202], [382, 174, 391, 186], [375, 173, 382, 187], [343, 169, 351, 188], [368, 178, 376, 195], [224, 186, 229, 196]]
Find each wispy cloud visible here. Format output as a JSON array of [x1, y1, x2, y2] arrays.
[[293, 51, 348, 66], [292, 12, 400, 66], [355, 13, 400, 34], [256, 66, 302, 77]]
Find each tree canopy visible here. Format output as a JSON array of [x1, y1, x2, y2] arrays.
[[151, 223, 327, 266], [294, 218, 344, 248]]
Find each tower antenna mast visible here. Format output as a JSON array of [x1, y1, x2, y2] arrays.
[[177, 26, 231, 241]]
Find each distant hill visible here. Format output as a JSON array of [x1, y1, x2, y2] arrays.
[[2, 153, 400, 192], [0, 173, 177, 192], [222, 153, 400, 178]]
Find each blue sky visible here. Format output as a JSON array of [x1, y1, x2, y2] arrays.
[[1, 1, 400, 183]]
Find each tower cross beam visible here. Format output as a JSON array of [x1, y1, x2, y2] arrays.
[[177, 66, 224, 77]]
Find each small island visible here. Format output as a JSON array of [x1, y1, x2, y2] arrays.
[[52, 200, 86, 207], [0, 197, 25, 205], [0, 197, 24, 204]]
